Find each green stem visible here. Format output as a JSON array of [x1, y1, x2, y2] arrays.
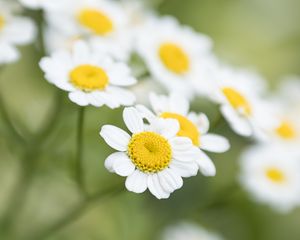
[[28, 184, 124, 240], [75, 107, 86, 193]]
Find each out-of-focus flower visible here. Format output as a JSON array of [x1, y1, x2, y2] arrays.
[[136, 16, 214, 98], [40, 41, 136, 108], [137, 93, 230, 176], [212, 72, 269, 138], [18, 0, 66, 10], [239, 145, 300, 213], [161, 222, 224, 240], [0, 1, 36, 64], [100, 107, 203, 199]]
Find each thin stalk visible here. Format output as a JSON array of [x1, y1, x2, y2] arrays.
[[28, 184, 124, 240], [75, 107, 86, 193]]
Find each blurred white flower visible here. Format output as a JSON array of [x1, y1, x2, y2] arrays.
[[40, 41, 136, 108], [100, 107, 202, 199], [0, 1, 36, 64], [136, 16, 214, 98], [137, 92, 230, 176], [18, 0, 66, 10], [162, 222, 224, 240], [212, 72, 269, 138], [239, 145, 300, 213]]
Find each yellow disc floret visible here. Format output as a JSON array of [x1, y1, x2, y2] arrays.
[[70, 64, 109, 91], [78, 8, 114, 35], [276, 121, 296, 139], [159, 42, 190, 74], [0, 15, 5, 30], [128, 132, 172, 173], [222, 87, 252, 116], [161, 112, 200, 146], [265, 167, 286, 184]]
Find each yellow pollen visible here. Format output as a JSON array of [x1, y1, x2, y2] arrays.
[[158, 42, 190, 74], [265, 167, 286, 183], [222, 87, 252, 116], [0, 15, 5, 30], [128, 132, 172, 173], [78, 8, 114, 35], [276, 121, 296, 139], [161, 112, 200, 146], [70, 65, 109, 91]]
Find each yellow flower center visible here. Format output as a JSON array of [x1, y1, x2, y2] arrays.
[[70, 65, 109, 91], [128, 132, 172, 173], [78, 8, 114, 35], [222, 87, 252, 116], [275, 121, 296, 139], [158, 42, 190, 74], [0, 15, 5, 30], [161, 112, 200, 146], [265, 167, 286, 183]]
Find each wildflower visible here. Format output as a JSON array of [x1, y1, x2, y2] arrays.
[[0, 1, 36, 64], [100, 107, 203, 199], [40, 41, 136, 108], [137, 93, 230, 176], [239, 145, 300, 213], [136, 16, 214, 98], [162, 222, 224, 240]]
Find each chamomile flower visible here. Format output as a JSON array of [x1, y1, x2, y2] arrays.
[[100, 107, 202, 199], [40, 41, 136, 108], [18, 0, 66, 10], [239, 145, 300, 213], [0, 1, 36, 64], [162, 222, 224, 240], [212, 75, 269, 138], [46, 0, 128, 39], [137, 93, 230, 176], [136, 16, 214, 98]]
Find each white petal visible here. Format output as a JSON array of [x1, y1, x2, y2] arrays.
[[109, 63, 137, 86], [221, 105, 252, 137], [169, 160, 198, 177], [149, 118, 179, 139], [92, 91, 121, 109], [72, 41, 90, 64], [196, 150, 216, 176], [169, 137, 193, 152], [69, 91, 89, 106], [123, 107, 144, 133], [158, 169, 183, 193], [188, 112, 210, 134], [147, 174, 170, 199], [100, 125, 130, 151], [135, 104, 156, 122], [125, 170, 148, 193], [104, 152, 122, 172], [200, 134, 230, 153], [113, 153, 135, 177], [172, 144, 200, 162], [169, 93, 190, 115]]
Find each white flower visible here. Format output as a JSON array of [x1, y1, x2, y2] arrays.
[[162, 222, 224, 240], [0, 1, 36, 64], [136, 16, 214, 98], [212, 73, 269, 138], [239, 145, 300, 213], [18, 0, 66, 10], [100, 107, 202, 199], [40, 41, 136, 108], [136, 93, 230, 176]]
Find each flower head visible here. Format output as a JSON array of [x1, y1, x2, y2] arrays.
[[137, 93, 230, 176], [100, 107, 203, 199], [40, 41, 136, 108], [0, 1, 36, 64], [240, 145, 300, 213]]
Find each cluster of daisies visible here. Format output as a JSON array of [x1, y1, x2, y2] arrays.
[[1, 0, 300, 213]]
